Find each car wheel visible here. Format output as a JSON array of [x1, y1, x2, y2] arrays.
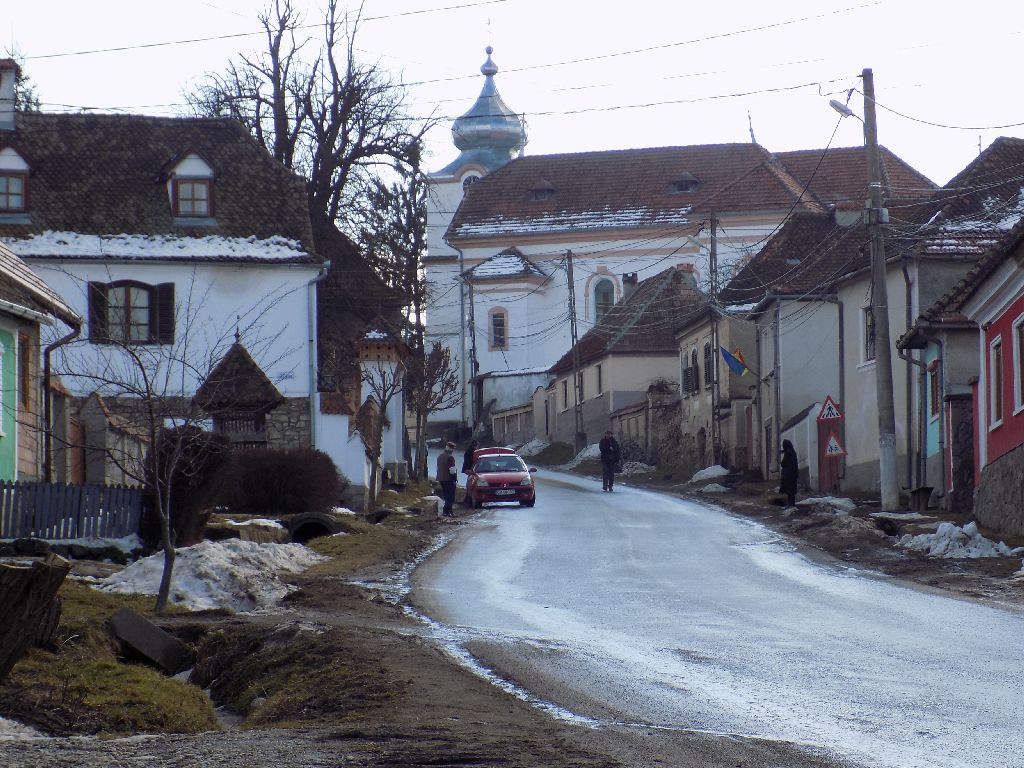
[[474, 498, 483, 509], [520, 498, 535, 507]]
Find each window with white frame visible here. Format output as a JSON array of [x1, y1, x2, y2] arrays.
[[863, 307, 876, 362], [489, 307, 508, 350], [1014, 314, 1024, 413], [990, 336, 1004, 426]]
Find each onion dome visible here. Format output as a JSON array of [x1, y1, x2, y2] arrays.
[[440, 47, 527, 176]]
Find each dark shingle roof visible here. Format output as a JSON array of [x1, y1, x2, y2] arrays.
[[549, 266, 704, 375], [0, 112, 317, 261], [193, 339, 284, 411], [720, 213, 870, 305], [0, 241, 79, 325], [448, 144, 830, 241]]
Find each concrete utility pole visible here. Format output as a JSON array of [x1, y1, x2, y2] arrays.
[[566, 250, 586, 451], [709, 214, 721, 464], [862, 68, 900, 511]]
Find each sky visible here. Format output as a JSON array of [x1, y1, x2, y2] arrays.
[[3, 0, 1024, 187]]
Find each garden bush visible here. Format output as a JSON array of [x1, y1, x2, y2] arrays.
[[220, 447, 345, 516]]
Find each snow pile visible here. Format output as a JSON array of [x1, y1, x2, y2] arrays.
[[797, 496, 858, 515], [689, 465, 730, 483], [561, 443, 601, 469], [95, 539, 327, 612], [517, 438, 550, 457], [898, 521, 1024, 559], [619, 461, 656, 476], [699, 483, 730, 494], [0, 717, 42, 740]]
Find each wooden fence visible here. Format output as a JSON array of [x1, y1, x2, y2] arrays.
[[0, 481, 146, 540]]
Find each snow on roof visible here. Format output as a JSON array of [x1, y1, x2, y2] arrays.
[[364, 329, 389, 340], [95, 539, 326, 612], [938, 191, 1024, 233], [478, 366, 550, 378], [456, 206, 692, 237], [465, 249, 545, 280], [5, 231, 313, 262]]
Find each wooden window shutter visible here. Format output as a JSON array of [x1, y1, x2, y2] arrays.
[[155, 283, 175, 344], [87, 282, 108, 342]]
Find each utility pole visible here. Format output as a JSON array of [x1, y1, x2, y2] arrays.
[[862, 68, 899, 511], [467, 279, 479, 426], [709, 214, 721, 465], [566, 250, 586, 451]]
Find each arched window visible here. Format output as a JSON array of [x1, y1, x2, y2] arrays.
[[462, 174, 479, 192], [703, 342, 713, 386], [594, 279, 615, 322], [489, 307, 508, 350]]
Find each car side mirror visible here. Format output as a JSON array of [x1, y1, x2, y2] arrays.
[[529, 467, 538, 473]]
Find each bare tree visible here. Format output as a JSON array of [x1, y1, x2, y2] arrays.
[[406, 342, 461, 481], [356, 353, 406, 512], [54, 274, 293, 611], [4, 47, 41, 112], [187, 0, 430, 233]]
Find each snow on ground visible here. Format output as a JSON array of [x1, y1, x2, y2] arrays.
[[619, 461, 656, 476], [689, 465, 730, 483], [224, 518, 284, 529], [95, 539, 327, 612], [797, 496, 858, 515], [0, 717, 42, 740], [517, 438, 550, 457], [699, 483, 731, 494], [1, 534, 143, 554], [559, 443, 601, 469], [898, 521, 1024, 559], [870, 511, 931, 521]]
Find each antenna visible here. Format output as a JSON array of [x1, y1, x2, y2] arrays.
[[747, 111, 757, 144]]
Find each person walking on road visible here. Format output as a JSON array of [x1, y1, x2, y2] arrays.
[[780, 439, 799, 507], [437, 441, 458, 516], [599, 429, 621, 492], [461, 439, 478, 504]]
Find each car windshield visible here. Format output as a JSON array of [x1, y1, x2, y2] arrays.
[[475, 457, 526, 473]]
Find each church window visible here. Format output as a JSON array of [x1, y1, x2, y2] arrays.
[[594, 279, 615, 322], [489, 307, 508, 350]]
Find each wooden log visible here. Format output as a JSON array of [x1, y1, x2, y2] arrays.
[[0, 553, 71, 680]]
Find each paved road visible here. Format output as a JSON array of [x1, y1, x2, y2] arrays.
[[411, 468, 1024, 768]]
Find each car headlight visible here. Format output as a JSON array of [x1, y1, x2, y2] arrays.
[[475, 478, 490, 487], [520, 475, 533, 486]]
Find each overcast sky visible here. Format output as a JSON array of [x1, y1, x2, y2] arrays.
[[4, 0, 1023, 186]]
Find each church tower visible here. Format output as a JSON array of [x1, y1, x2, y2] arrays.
[[426, 46, 527, 260]]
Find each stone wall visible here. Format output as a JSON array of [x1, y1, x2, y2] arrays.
[[266, 397, 312, 449], [974, 442, 1024, 537]]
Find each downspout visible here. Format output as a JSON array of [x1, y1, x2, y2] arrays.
[[897, 343, 927, 490], [307, 260, 331, 450], [754, 302, 765, 478], [44, 321, 82, 482]]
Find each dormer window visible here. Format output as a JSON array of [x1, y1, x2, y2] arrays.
[[165, 152, 215, 220], [529, 179, 556, 202], [462, 174, 480, 192], [174, 178, 212, 217], [670, 173, 700, 194], [0, 173, 26, 212]]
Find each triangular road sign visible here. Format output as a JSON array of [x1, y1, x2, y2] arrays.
[[824, 432, 847, 457], [817, 396, 844, 422]]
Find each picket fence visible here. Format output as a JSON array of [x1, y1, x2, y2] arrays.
[[0, 481, 146, 540]]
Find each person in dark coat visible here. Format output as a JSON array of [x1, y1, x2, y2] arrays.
[[436, 441, 458, 516], [599, 430, 621, 492], [461, 440, 478, 504], [779, 439, 799, 506]]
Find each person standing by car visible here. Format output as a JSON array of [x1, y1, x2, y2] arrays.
[[437, 441, 458, 516], [461, 439, 478, 504], [599, 429, 621, 492], [780, 439, 799, 506]]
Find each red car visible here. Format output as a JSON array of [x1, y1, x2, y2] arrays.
[[467, 452, 538, 508]]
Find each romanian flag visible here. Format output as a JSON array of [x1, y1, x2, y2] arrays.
[[720, 346, 751, 376]]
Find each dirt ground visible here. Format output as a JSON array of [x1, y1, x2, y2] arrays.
[[5, 469, 1022, 767]]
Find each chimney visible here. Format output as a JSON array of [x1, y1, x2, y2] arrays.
[[675, 262, 699, 289], [622, 272, 638, 300], [0, 59, 18, 131]]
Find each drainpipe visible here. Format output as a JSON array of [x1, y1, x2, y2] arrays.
[[44, 322, 82, 482], [307, 260, 331, 449], [898, 325, 947, 501]]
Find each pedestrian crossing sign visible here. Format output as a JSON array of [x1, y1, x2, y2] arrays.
[[817, 396, 844, 422], [825, 432, 846, 457]]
